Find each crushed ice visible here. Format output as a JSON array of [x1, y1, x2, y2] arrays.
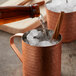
[[46, 0, 76, 13], [25, 29, 59, 47]]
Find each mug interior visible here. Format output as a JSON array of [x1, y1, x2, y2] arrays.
[[22, 29, 62, 47]]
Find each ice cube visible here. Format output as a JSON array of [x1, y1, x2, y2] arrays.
[[46, 2, 61, 11], [29, 29, 44, 39], [37, 39, 59, 47], [29, 38, 39, 46], [38, 41, 52, 46], [26, 29, 59, 46], [27, 29, 40, 40], [35, 31, 44, 38], [27, 29, 42, 46], [30, 29, 39, 37], [27, 33, 33, 41], [46, 0, 75, 13], [68, 0, 76, 6], [27, 33, 39, 45], [46, 0, 66, 10]]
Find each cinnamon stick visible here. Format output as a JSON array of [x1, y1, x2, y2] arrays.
[[18, 0, 45, 6], [18, 0, 32, 5], [52, 12, 64, 40]]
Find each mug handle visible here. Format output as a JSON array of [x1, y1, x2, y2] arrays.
[[10, 33, 23, 62]]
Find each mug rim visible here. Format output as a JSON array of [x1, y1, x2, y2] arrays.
[[21, 29, 62, 48]]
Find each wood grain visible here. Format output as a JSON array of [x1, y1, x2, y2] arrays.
[[18, 0, 32, 5], [33, 1, 45, 6]]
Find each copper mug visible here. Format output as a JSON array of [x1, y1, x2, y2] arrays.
[[46, 7, 76, 42], [10, 29, 62, 76]]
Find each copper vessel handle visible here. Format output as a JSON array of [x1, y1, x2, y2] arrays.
[[10, 33, 23, 62]]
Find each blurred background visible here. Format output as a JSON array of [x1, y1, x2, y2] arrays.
[[0, 0, 8, 4]]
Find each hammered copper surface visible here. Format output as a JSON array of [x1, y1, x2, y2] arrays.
[[10, 32, 62, 76], [46, 8, 76, 42], [22, 41, 62, 76]]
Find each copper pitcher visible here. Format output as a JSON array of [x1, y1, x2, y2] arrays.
[[10, 29, 62, 76], [46, 8, 76, 42]]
